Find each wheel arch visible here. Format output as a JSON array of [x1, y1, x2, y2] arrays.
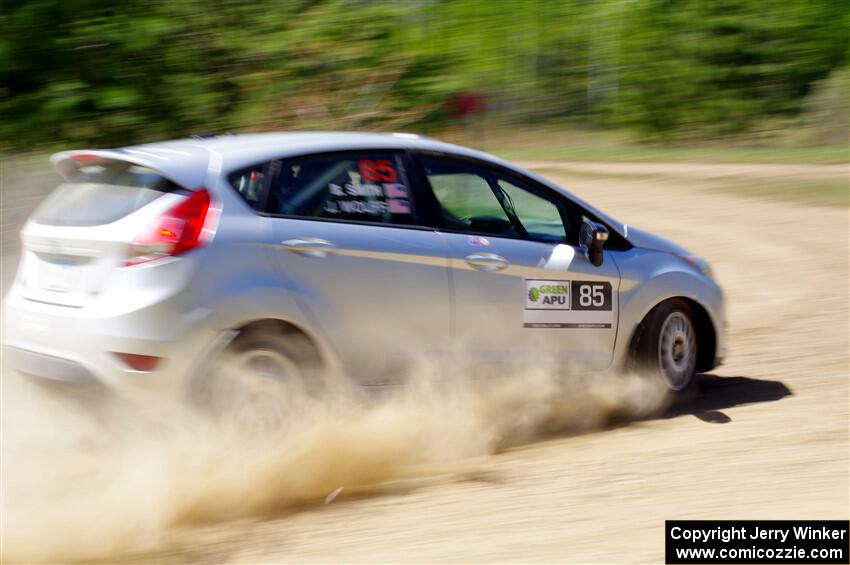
[[627, 296, 717, 374], [228, 317, 325, 367], [187, 312, 336, 396]]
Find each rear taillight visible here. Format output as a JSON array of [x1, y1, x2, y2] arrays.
[[125, 189, 215, 266], [112, 352, 162, 372], [70, 154, 101, 162]]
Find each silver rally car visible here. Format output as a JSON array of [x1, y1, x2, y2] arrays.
[[3, 132, 724, 406]]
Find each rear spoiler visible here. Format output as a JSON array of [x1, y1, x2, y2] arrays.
[[50, 149, 208, 189]]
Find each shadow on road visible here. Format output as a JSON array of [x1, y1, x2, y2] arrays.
[[664, 373, 793, 424]]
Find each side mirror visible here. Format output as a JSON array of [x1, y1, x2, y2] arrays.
[[579, 220, 609, 267]]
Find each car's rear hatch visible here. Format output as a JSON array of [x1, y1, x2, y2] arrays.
[[18, 153, 205, 308]]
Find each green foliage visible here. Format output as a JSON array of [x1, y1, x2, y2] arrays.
[[800, 66, 850, 144], [0, 0, 847, 148], [610, 0, 849, 135]]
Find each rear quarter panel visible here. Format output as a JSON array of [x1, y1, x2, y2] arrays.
[[193, 173, 343, 372]]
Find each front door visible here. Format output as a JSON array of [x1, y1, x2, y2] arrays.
[[413, 154, 620, 368]]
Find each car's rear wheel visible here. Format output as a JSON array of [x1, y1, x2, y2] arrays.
[[196, 327, 321, 433], [638, 299, 698, 393]]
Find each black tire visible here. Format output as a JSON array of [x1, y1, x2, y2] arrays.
[[636, 299, 698, 394], [194, 326, 322, 432]]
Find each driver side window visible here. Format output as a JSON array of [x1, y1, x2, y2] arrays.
[[426, 169, 518, 236], [420, 156, 567, 242]]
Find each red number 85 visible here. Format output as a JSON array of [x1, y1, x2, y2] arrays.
[[359, 159, 398, 183]]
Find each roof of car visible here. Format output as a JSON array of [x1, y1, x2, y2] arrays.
[[52, 131, 523, 193], [150, 131, 464, 153], [52, 131, 511, 185], [148, 131, 514, 171], [50, 131, 626, 235]]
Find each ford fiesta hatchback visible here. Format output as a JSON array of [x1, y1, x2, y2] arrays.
[[3, 132, 724, 408]]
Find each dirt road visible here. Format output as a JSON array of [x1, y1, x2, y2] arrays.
[[2, 159, 847, 563], [521, 160, 850, 181]]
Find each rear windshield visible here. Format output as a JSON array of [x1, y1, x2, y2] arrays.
[[33, 160, 184, 227]]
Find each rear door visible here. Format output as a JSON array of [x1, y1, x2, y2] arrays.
[[18, 157, 190, 308], [248, 151, 451, 383], [411, 154, 620, 368]]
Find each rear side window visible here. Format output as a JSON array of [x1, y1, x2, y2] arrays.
[[260, 153, 415, 225], [228, 165, 267, 208], [33, 160, 183, 227]]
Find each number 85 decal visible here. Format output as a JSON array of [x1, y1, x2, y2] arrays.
[[358, 159, 398, 183], [571, 281, 612, 311]]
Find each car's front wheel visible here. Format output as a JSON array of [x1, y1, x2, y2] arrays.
[[637, 299, 698, 393]]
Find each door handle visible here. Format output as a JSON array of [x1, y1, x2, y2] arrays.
[[280, 238, 337, 257], [465, 253, 509, 272]]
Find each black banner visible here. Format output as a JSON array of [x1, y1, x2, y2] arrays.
[[570, 280, 612, 311], [666, 520, 849, 564]]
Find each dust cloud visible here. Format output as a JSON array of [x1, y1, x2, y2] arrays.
[[1, 361, 668, 562]]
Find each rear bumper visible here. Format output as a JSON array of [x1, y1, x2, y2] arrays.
[[2, 288, 215, 398], [5, 346, 98, 383]]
